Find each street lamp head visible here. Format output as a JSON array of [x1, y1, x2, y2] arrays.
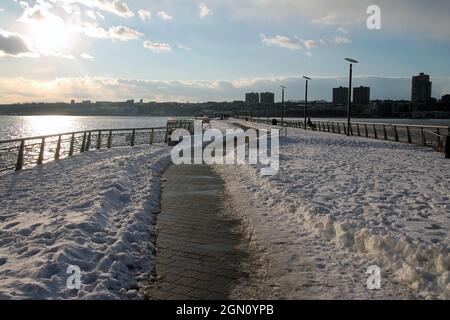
[[280, 85, 287, 89], [345, 58, 359, 64], [303, 76, 311, 80]]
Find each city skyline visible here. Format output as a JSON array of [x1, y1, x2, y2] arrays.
[[1, 1, 450, 103]]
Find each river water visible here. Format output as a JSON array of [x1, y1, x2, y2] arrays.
[[1, 115, 450, 141], [0, 116, 171, 141]]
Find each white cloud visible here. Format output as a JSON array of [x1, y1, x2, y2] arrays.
[[336, 27, 348, 34], [260, 33, 350, 51], [2, 75, 450, 104], [108, 26, 143, 41], [260, 34, 303, 50], [199, 4, 212, 18], [80, 52, 94, 60], [86, 10, 96, 20], [157, 11, 172, 21], [0, 8, 4, 13], [138, 9, 151, 21], [143, 40, 171, 53], [0, 29, 37, 58], [333, 35, 351, 44], [177, 44, 192, 51], [50, 0, 135, 18]]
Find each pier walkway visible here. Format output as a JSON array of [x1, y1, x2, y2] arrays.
[[143, 164, 249, 300]]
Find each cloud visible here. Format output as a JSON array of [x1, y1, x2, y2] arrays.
[[157, 11, 172, 21], [177, 44, 192, 51], [80, 52, 94, 60], [260, 34, 303, 50], [0, 29, 37, 57], [108, 26, 143, 41], [50, 0, 134, 18], [1, 75, 450, 104], [260, 33, 350, 51], [85, 10, 97, 20], [199, 4, 212, 18], [223, 0, 450, 40], [138, 9, 151, 21], [143, 40, 171, 53]]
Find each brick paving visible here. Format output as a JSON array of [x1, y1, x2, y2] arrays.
[[144, 164, 248, 300]]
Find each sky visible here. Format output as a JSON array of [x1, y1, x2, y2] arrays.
[[1, 0, 450, 103]]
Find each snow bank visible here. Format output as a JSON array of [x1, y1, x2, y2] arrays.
[[213, 120, 450, 299], [0, 146, 171, 299]]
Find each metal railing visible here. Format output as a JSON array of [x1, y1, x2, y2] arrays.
[[0, 121, 195, 173], [247, 118, 450, 156]]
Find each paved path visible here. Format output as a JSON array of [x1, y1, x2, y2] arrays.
[[144, 164, 248, 300]]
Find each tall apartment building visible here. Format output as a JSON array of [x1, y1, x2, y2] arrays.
[[245, 92, 260, 104], [260, 92, 275, 104], [332, 86, 349, 105], [411, 73, 432, 104], [353, 86, 370, 105]]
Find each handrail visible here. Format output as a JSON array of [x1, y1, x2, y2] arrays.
[[0, 121, 196, 173], [0, 127, 169, 144]]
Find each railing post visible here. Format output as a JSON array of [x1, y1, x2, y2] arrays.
[[394, 126, 399, 142], [164, 128, 169, 144], [373, 124, 378, 139], [55, 135, 62, 160], [445, 135, 450, 159], [150, 129, 155, 145], [80, 132, 87, 152], [69, 133, 75, 156], [406, 126, 412, 143], [343, 124, 347, 135], [37, 137, 45, 165], [107, 131, 113, 148], [85, 131, 91, 151], [15, 140, 25, 171], [365, 124, 368, 137], [437, 128, 442, 150], [131, 129, 136, 146], [421, 127, 427, 146], [97, 131, 102, 149], [383, 125, 387, 140], [356, 123, 360, 136], [349, 124, 353, 136]]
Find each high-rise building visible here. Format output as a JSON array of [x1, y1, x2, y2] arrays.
[[411, 73, 432, 104], [260, 92, 275, 104], [332, 86, 349, 105], [245, 92, 259, 104], [353, 86, 370, 105]]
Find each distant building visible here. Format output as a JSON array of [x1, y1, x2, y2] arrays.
[[442, 94, 450, 107], [82, 100, 91, 104], [332, 86, 349, 105], [260, 92, 274, 104], [353, 86, 370, 105], [139, 99, 144, 104], [245, 92, 259, 104], [70, 100, 75, 104], [126, 99, 135, 105], [411, 73, 432, 104]]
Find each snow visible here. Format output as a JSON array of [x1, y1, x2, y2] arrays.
[[212, 120, 450, 299], [0, 145, 171, 299]]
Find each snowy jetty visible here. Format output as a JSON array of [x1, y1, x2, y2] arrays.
[[0, 119, 449, 299], [213, 120, 449, 299], [0, 146, 171, 299]]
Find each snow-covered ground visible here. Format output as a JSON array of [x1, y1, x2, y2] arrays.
[[212, 120, 450, 299], [0, 146, 171, 299]]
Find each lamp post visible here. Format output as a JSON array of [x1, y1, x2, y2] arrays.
[[280, 86, 286, 127], [303, 76, 311, 130], [345, 58, 358, 136]]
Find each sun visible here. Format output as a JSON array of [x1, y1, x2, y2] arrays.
[[29, 16, 71, 54]]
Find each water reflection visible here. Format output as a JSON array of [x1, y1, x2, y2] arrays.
[[27, 116, 78, 137]]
